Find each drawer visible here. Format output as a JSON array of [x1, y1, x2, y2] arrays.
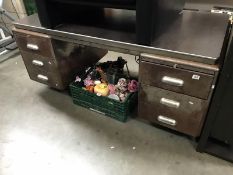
[[13, 28, 54, 58], [21, 51, 57, 73], [138, 85, 209, 137], [139, 61, 214, 99], [25, 67, 65, 90]]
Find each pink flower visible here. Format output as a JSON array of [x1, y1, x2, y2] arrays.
[[128, 80, 138, 93], [84, 76, 94, 87], [108, 84, 116, 94]]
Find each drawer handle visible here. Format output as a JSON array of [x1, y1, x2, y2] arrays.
[[162, 76, 184, 87], [37, 74, 48, 81], [32, 60, 44, 67], [157, 115, 177, 126], [27, 44, 39, 51], [160, 98, 180, 108]]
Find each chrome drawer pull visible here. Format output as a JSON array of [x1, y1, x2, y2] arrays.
[[32, 60, 44, 67], [162, 76, 184, 87], [27, 44, 39, 51], [37, 74, 48, 81], [160, 98, 180, 108], [157, 115, 177, 126]]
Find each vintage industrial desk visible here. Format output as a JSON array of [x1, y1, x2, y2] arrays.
[[13, 10, 229, 138]]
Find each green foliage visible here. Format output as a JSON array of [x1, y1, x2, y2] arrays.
[[23, 0, 37, 15]]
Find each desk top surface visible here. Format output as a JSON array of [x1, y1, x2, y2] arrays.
[[185, 0, 233, 11], [14, 10, 230, 65]]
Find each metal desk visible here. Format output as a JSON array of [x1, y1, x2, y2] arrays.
[[12, 9, 233, 160]]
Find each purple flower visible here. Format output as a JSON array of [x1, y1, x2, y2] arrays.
[[84, 76, 94, 86]]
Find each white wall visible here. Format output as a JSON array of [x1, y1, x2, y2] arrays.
[[0, 0, 27, 33]]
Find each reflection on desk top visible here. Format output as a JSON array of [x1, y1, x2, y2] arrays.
[[14, 10, 229, 65], [185, 0, 233, 11], [152, 11, 229, 61]]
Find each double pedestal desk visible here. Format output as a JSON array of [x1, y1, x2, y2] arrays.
[[13, 10, 231, 160]]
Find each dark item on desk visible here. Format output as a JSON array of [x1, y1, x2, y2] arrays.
[[34, 0, 185, 45]]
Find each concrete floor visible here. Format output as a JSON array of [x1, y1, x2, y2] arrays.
[[0, 51, 233, 175]]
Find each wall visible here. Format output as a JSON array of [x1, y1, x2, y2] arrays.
[[0, 0, 27, 34]]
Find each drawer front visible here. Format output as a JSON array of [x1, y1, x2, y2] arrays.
[[25, 67, 65, 90], [13, 29, 54, 58], [139, 61, 214, 99], [138, 85, 209, 137], [21, 51, 57, 73]]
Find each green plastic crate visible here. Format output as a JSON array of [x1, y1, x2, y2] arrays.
[[70, 82, 138, 122]]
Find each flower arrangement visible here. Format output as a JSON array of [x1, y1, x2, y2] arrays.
[[75, 58, 138, 102]]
